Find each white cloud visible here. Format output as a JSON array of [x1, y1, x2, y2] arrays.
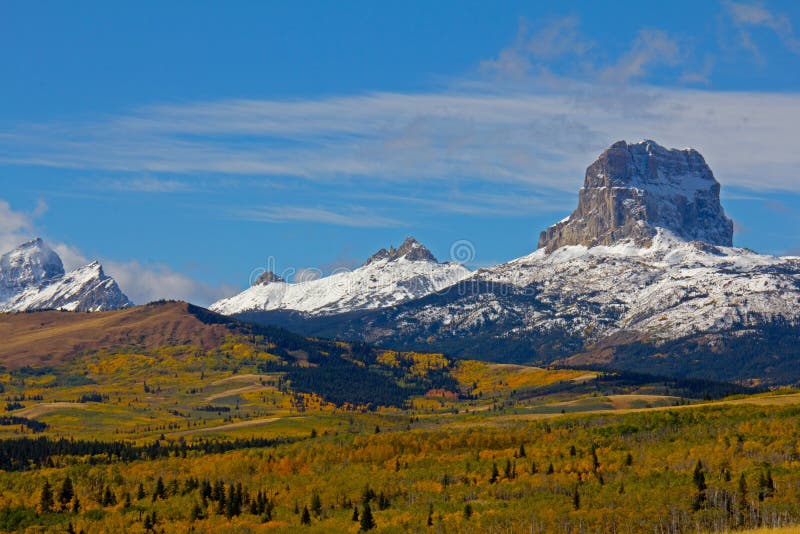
[[102, 260, 236, 306], [3, 86, 800, 193], [0, 199, 40, 254], [231, 206, 402, 228]]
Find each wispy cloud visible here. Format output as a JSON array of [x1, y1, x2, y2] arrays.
[[103, 177, 192, 193], [1, 15, 799, 198], [600, 29, 682, 82], [725, 1, 800, 58], [231, 206, 403, 228]]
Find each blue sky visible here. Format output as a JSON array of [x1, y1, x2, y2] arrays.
[[1, 0, 799, 305]]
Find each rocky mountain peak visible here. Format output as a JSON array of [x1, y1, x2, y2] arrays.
[[364, 236, 438, 266], [0, 237, 65, 295], [253, 271, 286, 285], [538, 140, 734, 252], [0, 238, 132, 312]]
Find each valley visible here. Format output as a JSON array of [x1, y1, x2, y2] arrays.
[[0, 302, 796, 533]]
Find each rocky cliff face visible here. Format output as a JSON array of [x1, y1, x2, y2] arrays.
[[538, 140, 734, 251]]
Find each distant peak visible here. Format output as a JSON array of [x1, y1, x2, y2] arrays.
[[364, 236, 437, 265], [0, 237, 65, 289], [253, 271, 285, 285]]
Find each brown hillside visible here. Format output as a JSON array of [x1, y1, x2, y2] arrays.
[[0, 301, 234, 368]]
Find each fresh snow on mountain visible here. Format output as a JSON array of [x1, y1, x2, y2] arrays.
[[233, 141, 800, 384], [396, 229, 799, 343], [210, 237, 471, 315], [0, 238, 132, 312]]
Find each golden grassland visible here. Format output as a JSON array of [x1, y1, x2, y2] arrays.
[[0, 309, 797, 532]]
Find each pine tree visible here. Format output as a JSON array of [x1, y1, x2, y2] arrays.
[[547, 462, 554, 474], [310, 490, 322, 517], [738, 473, 748, 527], [136, 482, 146, 500], [625, 452, 633, 466], [361, 485, 375, 505], [693, 460, 707, 491], [58, 476, 75, 511], [39, 480, 54, 512], [692, 460, 707, 510], [71, 495, 81, 514], [573, 487, 580, 510], [463, 503, 473, 519], [102, 485, 117, 506], [352, 505, 359, 522], [300, 505, 311, 525], [765, 469, 775, 497], [359, 502, 376, 531], [153, 476, 166, 501], [518, 443, 526, 458], [427, 504, 434, 527], [191, 501, 205, 520], [489, 462, 499, 483]]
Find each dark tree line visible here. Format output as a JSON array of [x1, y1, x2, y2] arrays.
[[0, 435, 301, 471]]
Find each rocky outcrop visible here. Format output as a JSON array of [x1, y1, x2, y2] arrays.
[[364, 236, 437, 265], [254, 271, 285, 285], [538, 140, 734, 251]]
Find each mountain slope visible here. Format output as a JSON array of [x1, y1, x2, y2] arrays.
[[211, 237, 470, 316], [237, 141, 800, 385], [0, 238, 131, 312]]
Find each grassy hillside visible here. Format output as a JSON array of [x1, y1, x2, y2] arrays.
[[0, 303, 795, 533]]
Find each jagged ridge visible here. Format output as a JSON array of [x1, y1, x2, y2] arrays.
[[210, 237, 470, 315]]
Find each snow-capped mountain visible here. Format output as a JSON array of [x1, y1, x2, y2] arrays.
[[210, 237, 471, 316], [238, 141, 800, 384], [0, 238, 132, 312]]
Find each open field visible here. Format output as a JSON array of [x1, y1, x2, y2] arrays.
[[0, 303, 796, 533]]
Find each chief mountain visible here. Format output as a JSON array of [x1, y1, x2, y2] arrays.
[[216, 140, 800, 385]]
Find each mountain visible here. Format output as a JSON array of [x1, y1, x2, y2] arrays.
[[236, 141, 800, 385], [210, 236, 471, 316], [539, 140, 733, 251], [0, 238, 132, 312]]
